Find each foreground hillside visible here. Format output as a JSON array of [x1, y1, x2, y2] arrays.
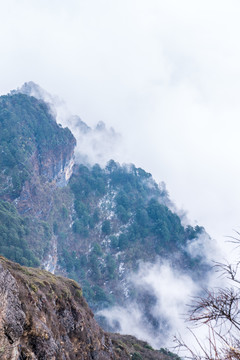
[[0, 256, 179, 360]]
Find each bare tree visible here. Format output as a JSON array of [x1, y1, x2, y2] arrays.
[[175, 237, 240, 359]]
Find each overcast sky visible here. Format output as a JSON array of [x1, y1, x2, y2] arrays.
[[1, 0, 240, 250]]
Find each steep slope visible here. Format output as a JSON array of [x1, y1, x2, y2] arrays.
[[0, 92, 75, 267], [0, 84, 210, 350], [13, 81, 121, 167], [54, 161, 209, 343], [0, 199, 40, 267], [61, 161, 206, 298], [0, 93, 75, 201], [0, 256, 178, 360]]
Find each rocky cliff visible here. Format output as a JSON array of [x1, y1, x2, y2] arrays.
[[0, 256, 178, 360], [0, 92, 76, 214]]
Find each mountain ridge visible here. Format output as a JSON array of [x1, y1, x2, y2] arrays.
[[0, 83, 210, 351]]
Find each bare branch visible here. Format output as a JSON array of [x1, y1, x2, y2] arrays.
[[189, 288, 240, 332], [214, 261, 240, 285], [176, 233, 240, 359]]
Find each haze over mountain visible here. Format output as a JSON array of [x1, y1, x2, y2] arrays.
[[0, 83, 216, 354], [13, 81, 122, 168], [1, 2, 239, 359], [1, 1, 240, 254]]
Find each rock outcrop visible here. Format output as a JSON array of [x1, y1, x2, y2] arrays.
[[0, 92, 76, 213], [0, 257, 177, 360], [0, 256, 119, 359], [15, 146, 75, 217]]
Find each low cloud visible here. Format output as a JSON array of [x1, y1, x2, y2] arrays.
[[15, 82, 123, 167], [60, 116, 122, 167], [98, 260, 201, 349], [99, 231, 230, 353]]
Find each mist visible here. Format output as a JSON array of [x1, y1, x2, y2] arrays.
[[1, 1, 240, 249], [98, 260, 202, 350], [1, 1, 240, 354], [15, 82, 123, 167], [15, 81, 231, 352], [97, 229, 224, 352]]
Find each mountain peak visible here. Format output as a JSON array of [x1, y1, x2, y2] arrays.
[[11, 81, 54, 105]]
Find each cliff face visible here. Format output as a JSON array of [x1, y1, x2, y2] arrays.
[[0, 257, 175, 360], [0, 92, 76, 216], [11, 82, 76, 186], [15, 147, 75, 217], [0, 257, 118, 360], [38, 144, 75, 185]]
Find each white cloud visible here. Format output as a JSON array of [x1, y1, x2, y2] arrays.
[[99, 260, 202, 349], [2, 2, 240, 352], [1, 0, 240, 252]]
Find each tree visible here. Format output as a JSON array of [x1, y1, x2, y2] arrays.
[[102, 220, 111, 235], [176, 236, 240, 359]]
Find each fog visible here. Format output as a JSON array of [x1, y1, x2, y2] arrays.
[[97, 231, 222, 351], [1, 1, 240, 352], [99, 260, 198, 349], [1, 1, 240, 250], [15, 81, 123, 166]]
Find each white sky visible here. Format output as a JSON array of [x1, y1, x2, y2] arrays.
[[1, 0, 240, 248]]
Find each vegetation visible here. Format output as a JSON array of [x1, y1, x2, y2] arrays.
[[0, 90, 208, 337], [0, 200, 40, 266], [0, 93, 74, 198], [110, 333, 181, 360], [0, 255, 178, 360], [70, 161, 203, 256], [67, 160, 205, 308], [0, 92, 76, 268]]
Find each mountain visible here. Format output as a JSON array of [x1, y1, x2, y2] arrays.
[[0, 82, 210, 350], [0, 92, 75, 199], [0, 91, 75, 269], [13, 81, 121, 167], [0, 256, 179, 359]]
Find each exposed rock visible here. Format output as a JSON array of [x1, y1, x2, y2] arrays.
[[38, 146, 75, 185], [15, 147, 75, 218], [110, 334, 181, 360], [0, 262, 25, 359], [0, 257, 177, 360], [0, 257, 120, 359]]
